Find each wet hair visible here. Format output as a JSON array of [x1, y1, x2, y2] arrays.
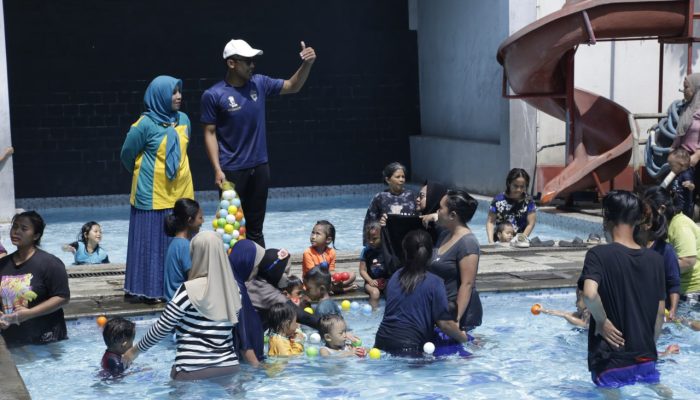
[[637, 197, 668, 243], [444, 190, 478, 224], [285, 274, 303, 292], [669, 147, 691, 164], [382, 162, 407, 184], [12, 211, 46, 246], [642, 186, 678, 224], [318, 314, 345, 339], [304, 265, 332, 290], [602, 190, 643, 227], [164, 198, 200, 237], [78, 221, 100, 245], [102, 317, 136, 348], [505, 168, 531, 197], [267, 302, 297, 335], [313, 220, 337, 249], [364, 221, 382, 239], [399, 230, 433, 294]]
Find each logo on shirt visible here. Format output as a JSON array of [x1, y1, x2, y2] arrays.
[[227, 96, 241, 112], [250, 89, 258, 102]]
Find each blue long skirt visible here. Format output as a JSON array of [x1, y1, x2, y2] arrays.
[[124, 206, 172, 299]]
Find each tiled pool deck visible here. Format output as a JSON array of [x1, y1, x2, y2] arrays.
[[0, 185, 603, 399]]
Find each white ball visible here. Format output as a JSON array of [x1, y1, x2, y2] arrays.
[[350, 301, 360, 310], [232, 230, 240, 239], [232, 198, 241, 207], [226, 214, 237, 224], [309, 332, 321, 344], [223, 242, 230, 250], [222, 190, 235, 200], [216, 228, 225, 235], [222, 234, 232, 243], [219, 200, 230, 209], [423, 342, 435, 355], [218, 209, 228, 218], [362, 304, 372, 314]]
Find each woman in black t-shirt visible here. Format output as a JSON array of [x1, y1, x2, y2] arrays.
[[0, 211, 70, 346]]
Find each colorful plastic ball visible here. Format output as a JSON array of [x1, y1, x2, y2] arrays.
[[340, 272, 350, 281], [235, 211, 244, 221], [96, 315, 108, 327], [224, 224, 234, 234], [264, 335, 269, 344], [232, 198, 241, 207], [332, 272, 342, 282], [304, 307, 314, 314], [232, 230, 240, 239], [223, 243, 230, 250], [230, 239, 237, 247], [218, 209, 228, 218], [350, 301, 360, 310], [226, 214, 236, 224], [352, 338, 363, 347], [233, 221, 241, 230], [222, 190, 235, 200], [341, 300, 351, 311], [306, 346, 319, 357], [217, 218, 227, 228], [369, 348, 381, 359], [240, 218, 246, 227], [228, 205, 238, 215], [222, 233, 232, 243], [216, 228, 225, 235], [362, 304, 372, 314], [239, 226, 246, 235], [219, 200, 230, 209], [531, 303, 542, 315], [212, 219, 218, 229], [309, 332, 321, 343], [423, 342, 435, 355], [240, 234, 246, 240]]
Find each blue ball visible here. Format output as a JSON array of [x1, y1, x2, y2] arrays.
[[232, 198, 241, 207], [240, 218, 246, 227], [222, 234, 233, 243], [223, 242, 230, 250], [350, 301, 360, 310], [320, 261, 329, 268], [219, 200, 230, 209], [362, 304, 372, 314]]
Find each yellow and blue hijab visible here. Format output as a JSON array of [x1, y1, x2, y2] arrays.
[[143, 76, 182, 180]]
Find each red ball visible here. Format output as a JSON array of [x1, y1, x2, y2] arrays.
[[332, 273, 342, 282], [340, 272, 350, 281]]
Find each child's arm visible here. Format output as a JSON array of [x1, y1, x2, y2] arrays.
[[62, 242, 78, 254], [359, 261, 377, 287], [541, 308, 588, 328], [301, 250, 314, 276]]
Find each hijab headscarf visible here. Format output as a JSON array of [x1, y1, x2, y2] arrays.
[[424, 181, 448, 215], [229, 239, 266, 361], [677, 73, 700, 137], [257, 249, 291, 289], [143, 75, 182, 180], [185, 231, 242, 323]]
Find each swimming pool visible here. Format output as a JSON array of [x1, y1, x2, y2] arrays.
[[2, 194, 598, 267], [10, 288, 700, 399]]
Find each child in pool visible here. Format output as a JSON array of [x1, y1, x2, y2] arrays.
[[358, 221, 389, 308], [667, 148, 695, 218], [100, 317, 136, 377], [318, 314, 366, 357], [486, 168, 537, 243], [303, 220, 357, 293], [62, 221, 109, 265], [282, 274, 305, 307], [304, 264, 344, 318], [540, 288, 590, 329], [163, 198, 203, 301], [495, 221, 515, 244], [267, 302, 305, 356]]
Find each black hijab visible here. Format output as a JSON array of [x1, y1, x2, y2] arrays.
[[424, 181, 448, 214]]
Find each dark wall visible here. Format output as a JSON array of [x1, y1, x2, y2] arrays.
[[4, 0, 419, 197]]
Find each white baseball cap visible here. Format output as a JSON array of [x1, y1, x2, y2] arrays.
[[223, 39, 263, 59]]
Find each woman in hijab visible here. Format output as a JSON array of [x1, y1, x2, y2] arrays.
[[120, 76, 194, 302], [416, 181, 448, 243], [122, 231, 241, 381], [674, 73, 700, 159], [228, 239, 266, 366]]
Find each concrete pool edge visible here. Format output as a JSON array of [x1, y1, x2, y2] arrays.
[[0, 336, 31, 400]]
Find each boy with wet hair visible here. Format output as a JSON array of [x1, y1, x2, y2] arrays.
[[101, 317, 136, 377]]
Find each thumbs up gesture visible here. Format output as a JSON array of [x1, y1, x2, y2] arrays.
[[299, 41, 316, 65]]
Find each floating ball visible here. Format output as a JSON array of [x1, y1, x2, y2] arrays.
[[309, 332, 321, 344], [224, 224, 234, 234], [341, 300, 351, 311], [531, 303, 542, 315], [222, 190, 235, 200], [264, 335, 269, 344], [218, 209, 228, 218], [222, 233, 232, 243], [232, 230, 240, 239], [216, 228, 225, 235], [232, 198, 241, 207], [350, 301, 360, 310], [340, 272, 350, 281], [217, 218, 226, 228], [352, 338, 363, 347], [228, 205, 238, 215], [96, 315, 108, 327], [369, 348, 381, 360], [423, 342, 435, 355], [362, 304, 372, 314], [219, 200, 230, 209], [304, 307, 314, 314], [235, 211, 244, 221], [306, 346, 319, 357]]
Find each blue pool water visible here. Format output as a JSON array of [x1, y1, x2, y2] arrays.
[[10, 288, 700, 399], [2, 195, 595, 267]]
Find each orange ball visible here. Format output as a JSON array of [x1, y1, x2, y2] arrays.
[[235, 211, 244, 221], [530, 303, 542, 315], [96, 315, 108, 327], [239, 227, 246, 235]]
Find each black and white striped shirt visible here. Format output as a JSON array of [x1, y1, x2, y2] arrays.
[[136, 285, 239, 372]]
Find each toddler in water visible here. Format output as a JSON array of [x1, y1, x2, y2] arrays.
[[283, 275, 305, 307], [495, 222, 515, 244], [267, 302, 305, 356], [358, 221, 388, 308], [540, 289, 590, 329], [62, 221, 109, 264], [303, 220, 357, 293], [318, 314, 366, 357], [100, 317, 135, 377], [304, 264, 344, 317], [163, 199, 203, 301], [667, 148, 695, 218]]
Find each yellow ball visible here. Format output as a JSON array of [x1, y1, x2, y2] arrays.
[[369, 348, 381, 359], [228, 205, 238, 215], [212, 219, 218, 229], [341, 300, 351, 311], [224, 224, 234, 234], [304, 307, 314, 314]]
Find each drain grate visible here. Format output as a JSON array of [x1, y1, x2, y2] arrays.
[[69, 271, 125, 278]]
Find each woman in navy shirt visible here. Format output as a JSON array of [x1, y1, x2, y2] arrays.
[[375, 230, 467, 355]]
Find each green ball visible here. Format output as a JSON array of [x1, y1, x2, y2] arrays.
[[217, 218, 226, 228], [264, 335, 269, 344], [306, 346, 319, 357], [233, 221, 241, 230], [352, 338, 363, 347]]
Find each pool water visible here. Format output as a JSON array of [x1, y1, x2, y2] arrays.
[[10, 288, 700, 399], [2, 194, 594, 267]]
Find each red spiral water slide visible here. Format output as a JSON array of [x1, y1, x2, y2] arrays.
[[497, 0, 690, 203]]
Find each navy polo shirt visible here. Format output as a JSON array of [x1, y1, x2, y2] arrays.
[[201, 75, 284, 171]]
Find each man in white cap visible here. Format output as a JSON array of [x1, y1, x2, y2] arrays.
[[201, 39, 316, 247]]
